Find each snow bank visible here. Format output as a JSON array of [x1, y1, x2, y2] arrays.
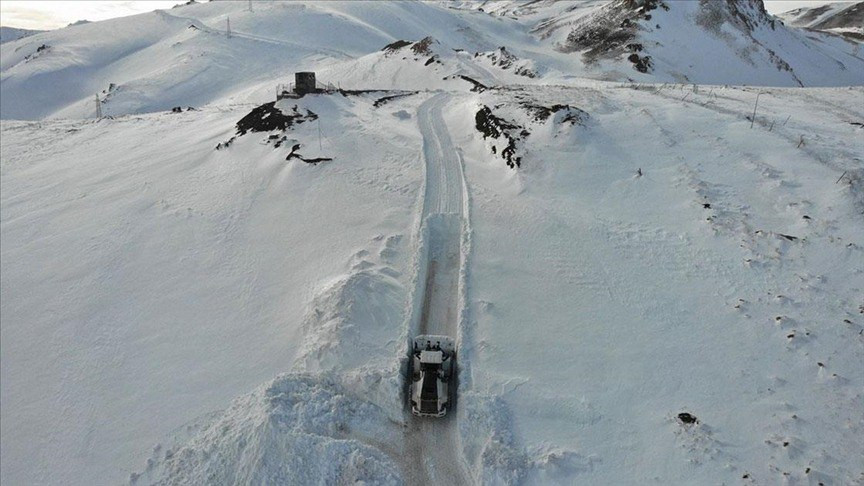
[[131, 373, 402, 485], [293, 235, 411, 422]]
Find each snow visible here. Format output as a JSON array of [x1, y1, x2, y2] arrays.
[[0, 26, 44, 44], [2, 1, 864, 485], [777, 1, 864, 42], [132, 373, 403, 485], [445, 83, 864, 483], [776, 1, 861, 28], [3, 1, 862, 120], [0, 93, 423, 485]]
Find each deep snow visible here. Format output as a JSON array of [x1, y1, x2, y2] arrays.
[[447, 82, 864, 484], [0, 93, 423, 485], [2, 1, 864, 485]]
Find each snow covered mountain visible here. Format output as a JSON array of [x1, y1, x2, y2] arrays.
[[2, 1, 864, 486], [777, 1, 864, 41], [465, 0, 864, 86], [0, 26, 45, 44], [2, 0, 863, 120]]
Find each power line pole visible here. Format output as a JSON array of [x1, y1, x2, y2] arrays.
[[95, 94, 102, 119], [248, 0, 253, 13], [226, 17, 231, 39]]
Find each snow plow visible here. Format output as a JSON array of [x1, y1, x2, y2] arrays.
[[409, 335, 455, 418]]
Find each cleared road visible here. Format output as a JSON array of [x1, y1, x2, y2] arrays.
[[402, 93, 470, 485]]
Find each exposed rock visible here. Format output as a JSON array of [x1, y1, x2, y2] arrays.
[[520, 102, 588, 125], [475, 106, 523, 168], [382, 39, 412, 52], [559, 0, 666, 65], [677, 412, 699, 424], [477, 47, 537, 78], [411, 36, 437, 56], [372, 91, 418, 108], [236, 102, 318, 136], [287, 144, 332, 165]]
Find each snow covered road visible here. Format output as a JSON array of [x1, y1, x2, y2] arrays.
[[403, 93, 471, 485]]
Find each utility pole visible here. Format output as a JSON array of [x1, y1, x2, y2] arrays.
[[95, 94, 102, 119], [248, 0, 253, 13], [226, 17, 231, 39]]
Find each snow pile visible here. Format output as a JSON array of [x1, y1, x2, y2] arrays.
[[131, 373, 402, 485], [293, 234, 411, 419], [131, 221, 414, 484], [295, 261, 403, 373]]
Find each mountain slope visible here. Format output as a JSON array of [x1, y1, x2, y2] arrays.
[[3, 0, 864, 121], [777, 1, 864, 41], [0, 92, 427, 486], [2, 2, 864, 485], [0, 26, 44, 44], [0, 0, 529, 120], [4, 81, 863, 486], [534, 0, 864, 86]]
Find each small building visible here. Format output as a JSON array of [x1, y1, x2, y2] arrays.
[[295, 72, 316, 95]]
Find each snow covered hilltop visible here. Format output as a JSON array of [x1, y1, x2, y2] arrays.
[[0, 26, 44, 44], [1, 1, 863, 485], [777, 0, 864, 41], [2, 0, 863, 119]]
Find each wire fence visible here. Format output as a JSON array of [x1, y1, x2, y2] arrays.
[[276, 79, 338, 99]]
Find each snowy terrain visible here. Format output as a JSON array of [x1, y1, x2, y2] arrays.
[[2, 1, 864, 485], [777, 1, 864, 41], [2, 0, 864, 120], [0, 26, 45, 44]]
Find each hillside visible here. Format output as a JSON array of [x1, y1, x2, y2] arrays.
[[2, 1, 864, 485], [777, 1, 864, 41], [4, 77, 863, 486], [0, 26, 44, 44], [2, 1, 864, 120], [496, 0, 863, 86]]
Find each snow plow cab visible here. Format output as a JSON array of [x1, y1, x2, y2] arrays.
[[409, 335, 455, 418]]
